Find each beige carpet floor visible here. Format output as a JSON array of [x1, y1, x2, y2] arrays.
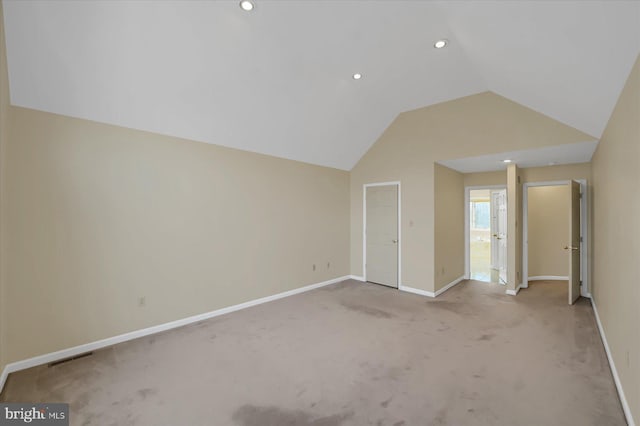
[[1, 279, 625, 426]]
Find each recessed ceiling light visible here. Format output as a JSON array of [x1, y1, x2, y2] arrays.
[[352, 73, 362, 80], [434, 39, 448, 49], [239, 0, 254, 11], [503, 159, 512, 163]]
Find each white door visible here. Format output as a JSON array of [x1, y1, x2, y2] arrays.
[[567, 181, 581, 304], [490, 189, 508, 284], [366, 185, 398, 288]]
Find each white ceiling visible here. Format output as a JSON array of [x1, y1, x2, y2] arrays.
[[438, 141, 599, 174], [3, 1, 639, 170]]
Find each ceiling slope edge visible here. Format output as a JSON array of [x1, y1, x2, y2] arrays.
[[349, 90, 598, 172]]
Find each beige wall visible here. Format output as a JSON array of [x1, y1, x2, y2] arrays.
[[464, 170, 506, 187], [351, 91, 594, 293], [4, 106, 350, 364], [527, 186, 569, 278], [521, 163, 591, 183], [434, 164, 464, 291], [592, 55, 639, 423], [0, 2, 8, 373], [463, 163, 591, 188]]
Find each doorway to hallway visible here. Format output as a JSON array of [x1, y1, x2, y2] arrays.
[[466, 187, 507, 284], [522, 180, 587, 304]]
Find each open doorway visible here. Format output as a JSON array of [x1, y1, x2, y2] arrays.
[[466, 187, 507, 284], [523, 180, 587, 304]]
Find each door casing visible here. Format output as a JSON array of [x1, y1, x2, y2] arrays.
[[568, 180, 581, 304], [490, 189, 508, 284]]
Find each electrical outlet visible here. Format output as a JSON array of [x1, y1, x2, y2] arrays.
[[327, 262, 330, 269], [138, 296, 146, 307], [312, 264, 316, 271], [441, 267, 445, 275]]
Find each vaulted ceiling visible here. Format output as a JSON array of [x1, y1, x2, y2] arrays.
[[3, 0, 639, 170]]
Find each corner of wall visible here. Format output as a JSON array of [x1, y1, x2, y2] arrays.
[[433, 163, 465, 291], [0, 0, 10, 377]]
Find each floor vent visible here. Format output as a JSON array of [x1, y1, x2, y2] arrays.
[[48, 352, 93, 367]]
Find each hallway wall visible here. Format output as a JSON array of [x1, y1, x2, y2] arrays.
[[527, 185, 569, 278], [591, 54, 639, 424]]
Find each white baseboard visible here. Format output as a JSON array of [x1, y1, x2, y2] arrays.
[[349, 275, 365, 282], [591, 298, 635, 426], [506, 283, 523, 296], [0, 368, 7, 396], [0, 275, 350, 394], [399, 285, 435, 298], [528, 275, 569, 281], [399, 275, 465, 299], [435, 275, 465, 297]]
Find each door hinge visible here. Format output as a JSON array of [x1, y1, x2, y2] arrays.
[[580, 280, 583, 286], [580, 236, 583, 242]]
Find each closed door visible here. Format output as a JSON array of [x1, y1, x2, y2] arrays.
[[567, 181, 581, 304], [491, 189, 508, 284], [366, 185, 398, 287]]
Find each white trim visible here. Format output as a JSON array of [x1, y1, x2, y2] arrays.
[[506, 283, 522, 296], [362, 181, 402, 188], [592, 299, 636, 426], [349, 275, 365, 282], [363, 181, 401, 288], [464, 185, 507, 280], [0, 275, 350, 394], [0, 369, 7, 395], [465, 185, 509, 190], [522, 179, 589, 296], [435, 275, 465, 297], [399, 275, 465, 299], [523, 180, 571, 188], [399, 285, 435, 298], [528, 275, 569, 281], [578, 179, 590, 298]]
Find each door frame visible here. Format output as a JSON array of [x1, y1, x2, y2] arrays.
[[522, 179, 589, 297], [464, 185, 507, 280], [363, 181, 401, 288]]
